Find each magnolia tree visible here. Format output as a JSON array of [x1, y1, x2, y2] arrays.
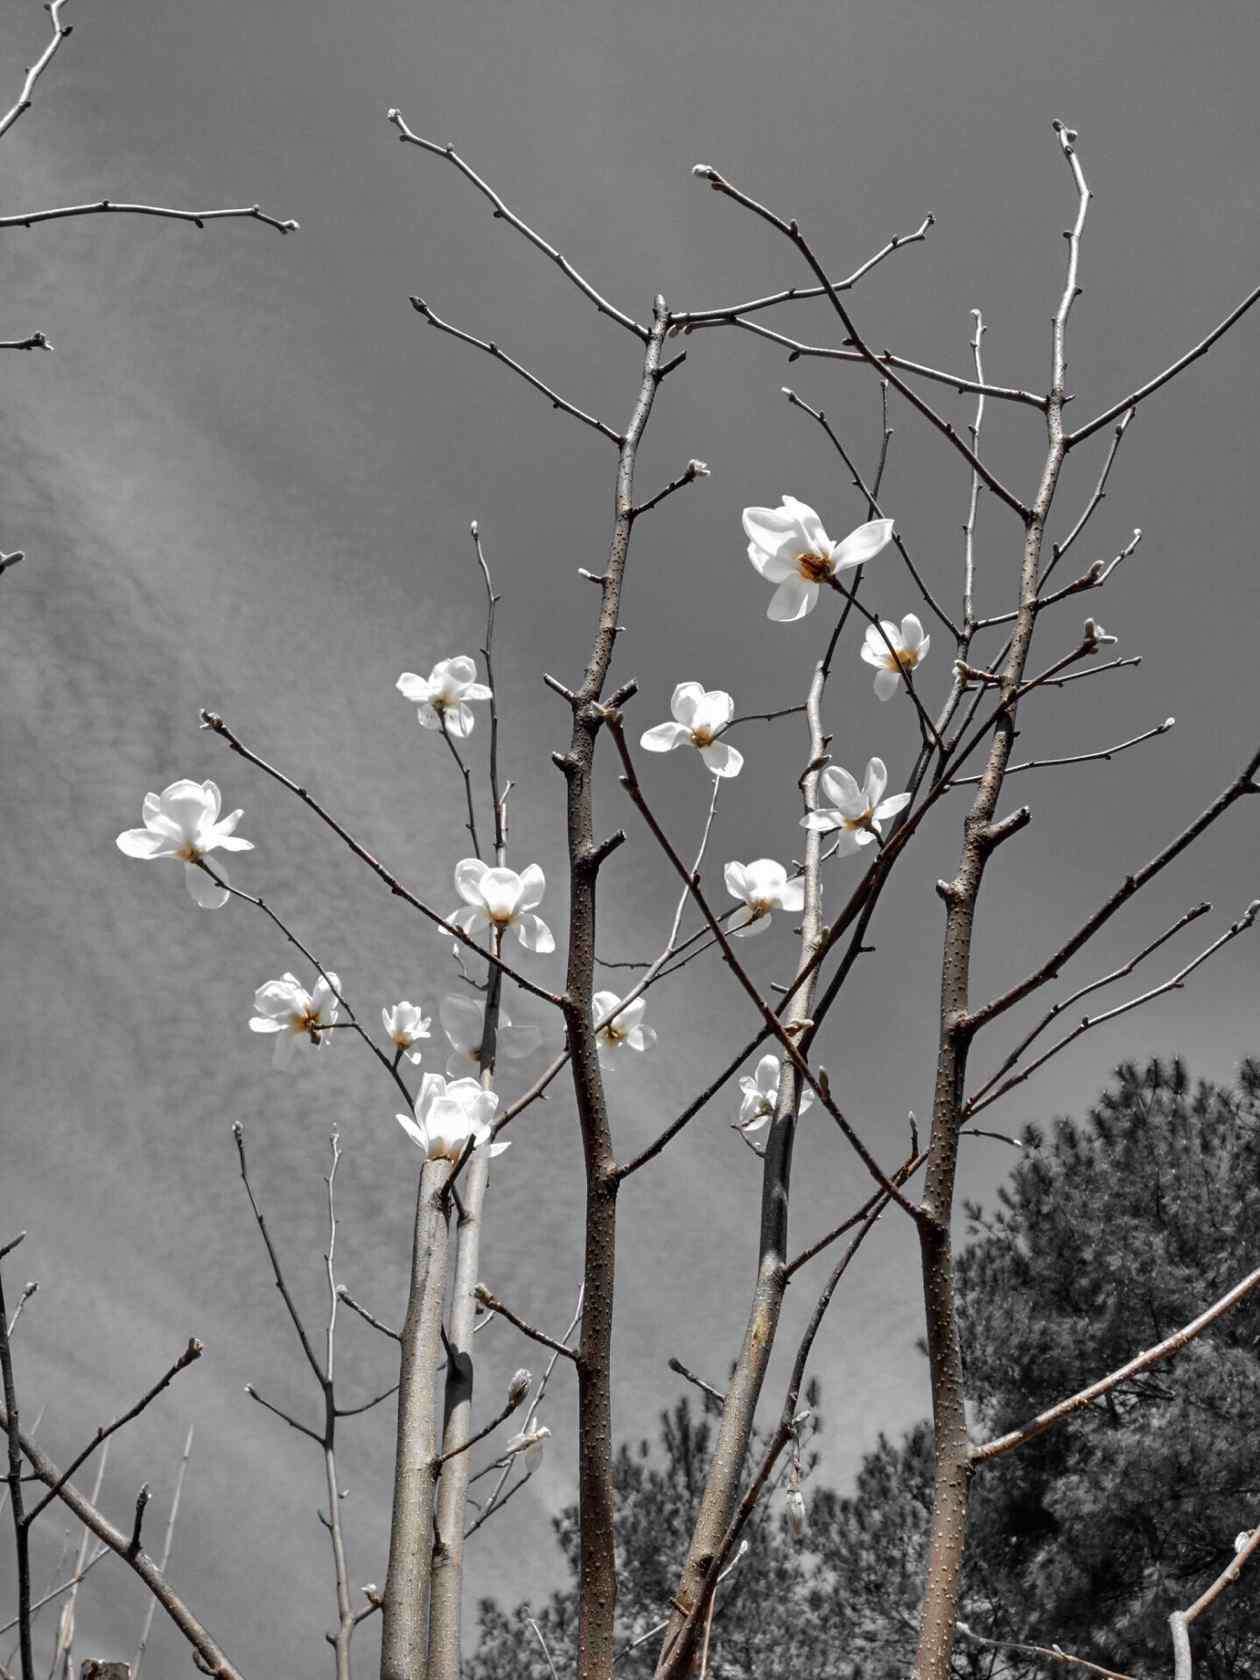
[[2, 16, 1260, 1679]]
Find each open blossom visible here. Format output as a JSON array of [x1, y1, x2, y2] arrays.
[[639, 683, 743, 778], [382, 1000, 431, 1063], [861, 613, 931, 701], [743, 497, 895, 623], [440, 994, 540, 1077], [724, 859, 805, 938], [802, 758, 910, 855], [447, 859, 555, 953], [506, 1419, 550, 1470], [738, 1054, 815, 1132], [396, 656, 492, 738], [592, 992, 656, 1063], [396, 1072, 507, 1161], [249, 972, 340, 1067], [116, 779, 253, 909]]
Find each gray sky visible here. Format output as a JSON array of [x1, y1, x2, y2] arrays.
[[3, 0, 1259, 1671]]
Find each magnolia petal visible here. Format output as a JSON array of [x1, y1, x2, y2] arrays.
[[873, 668, 901, 702], [723, 860, 750, 900], [692, 688, 734, 734], [415, 703, 443, 731], [740, 1108, 773, 1134], [747, 539, 796, 582], [800, 810, 840, 832], [514, 913, 555, 954], [482, 1138, 512, 1158], [781, 496, 831, 556], [479, 867, 524, 923], [186, 861, 229, 909], [516, 863, 547, 911], [444, 704, 475, 739], [829, 828, 870, 857], [902, 614, 926, 651], [212, 830, 255, 852], [396, 671, 433, 702], [116, 827, 176, 859], [640, 721, 690, 753], [161, 782, 215, 837], [730, 909, 771, 937], [820, 765, 863, 811], [454, 857, 489, 904], [863, 758, 890, 805], [396, 1110, 430, 1152], [831, 518, 895, 573], [875, 792, 912, 821], [860, 631, 887, 668], [625, 1024, 657, 1051], [767, 576, 817, 622], [446, 905, 485, 939], [669, 682, 706, 726], [699, 741, 743, 778], [741, 505, 801, 564], [248, 1017, 285, 1034], [777, 877, 806, 913], [443, 656, 478, 686]]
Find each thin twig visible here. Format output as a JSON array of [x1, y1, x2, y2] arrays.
[[133, 1426, 194, 1679], [472, 1288, 577, 1362], [0, 0, 72, 143], [409, 297, 622, 443], [0, 201, 296, 233], [387, 111, 646, 339], [947, 717, 1173, 786]]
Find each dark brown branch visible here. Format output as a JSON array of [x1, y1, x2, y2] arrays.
[[665, 1359, 725, 1410], [336, 1287, 400, 1343], [631, 458, 710, 520], [0, 335, 50, 353]]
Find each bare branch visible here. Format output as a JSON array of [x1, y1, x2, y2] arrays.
[[387, 110, 647, 339], [631, 458, 710, 520], [956, 1623, 1138, 1680], [974, 1254, 1260, 1462], [0, 335, 51, 353], [133, 1426, 194, 1679], [336, 1287, 400, 1343], [472, 1288, 577, 1362], [200, 710, 561, 1009], [0, 0, 72, 142], [0, 201, 297, 233], [670, 213, 934, 328], [409, 296, 623, 443], [1068, 280, 1260, 447], [947, 716, 1173, 787], [1040, 407, 1134, 588]]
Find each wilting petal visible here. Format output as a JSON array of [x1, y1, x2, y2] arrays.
[[767, 576, 817, 622], [699, 741, 743, 778], [640, 721, 691, 753], [186, 861, 229, 909], [831, 519, 895, 572]]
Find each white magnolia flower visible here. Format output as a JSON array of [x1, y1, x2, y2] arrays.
[[802, 758, 910, 855], [506, 1419, 551, 1470], [396, 656, 492, 738], [382, 1000, 431, 1064], [861, 613, 931, 701], [743, 497, 895, 623], [447, 859, 555, 953], [116, 779, 253, 909], [440, 994, 541, 1078], [396, 1072, 507, 1162], [724, 858, 805, 938], [592, 992, 657, 1063], [249, 971, 341, 1067], [639, 682, 743, 778], [738, 1054, 815, 1132]]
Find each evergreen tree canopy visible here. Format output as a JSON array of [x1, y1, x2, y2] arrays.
[[472, 1059, 1260, 1677]]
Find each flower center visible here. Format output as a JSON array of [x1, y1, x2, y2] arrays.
[[796, 551, 834, 584], [843, 804, 877, 832], [690, 726, 716, 748], [883, 646, 918, 673], [603, 1022, 626, 1044], [749, 898, 772, 918], [175, 843, 202, 863]]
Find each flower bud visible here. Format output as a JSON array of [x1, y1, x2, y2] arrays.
[[785, 1487, 807, 1540], [508, 1368, 532, 1407]]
